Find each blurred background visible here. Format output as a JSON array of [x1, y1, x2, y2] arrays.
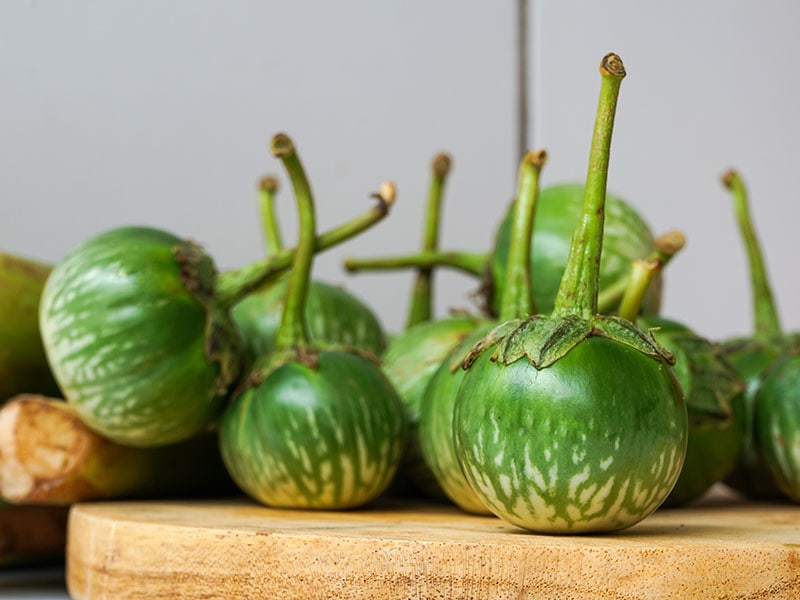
[[1, 0, 798, 342]]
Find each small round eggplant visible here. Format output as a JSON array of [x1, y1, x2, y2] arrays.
[[454, 54, 687, 534], [219, 133, 406, 509]]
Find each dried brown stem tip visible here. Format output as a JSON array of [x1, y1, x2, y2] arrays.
[[639, 257, 663, 273], [526, 148, 548, 168], [271, 132, 295, 158], [432, 153, 452, 177], [655, 230, 686, 255], [600, 53, 626, 79], [260, 175, 279, 193], [371, 181, 397, 209], [721, 169, 739, 189]]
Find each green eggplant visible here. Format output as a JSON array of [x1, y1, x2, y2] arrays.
[[40, 226, 240, 447], [219, 133, 406, 509], [381, 314, 479, 497], [453, 54, 687, 534], [644, 317, 744, 507], [417, 149, 548, 515], [617, 257, 745, 506], [720, 170, 800, 501], [754, 352, 800, 501], [0, 252, 60, 402], [39, 176, 394, 448], [375, 153, 482, 498], [418, 323, 493, 513], [232, 177, 386, 362]]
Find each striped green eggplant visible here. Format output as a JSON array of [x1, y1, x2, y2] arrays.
[[219, 133, 406, 509], [720, 170, 800, 501], [722, 338, 789, 497], [418, 323, 493, 514], [454, 54, 687, 534], [221, 350, 406, 508], [755, 353, 800, 501], [40, 226, 240, 447], [382, 314, 479, 497]]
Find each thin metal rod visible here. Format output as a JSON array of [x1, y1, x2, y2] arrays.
[[517, 0, 530, 160]]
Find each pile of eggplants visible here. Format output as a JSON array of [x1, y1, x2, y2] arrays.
[[10, 50, 795, 540], [38, 149, 397, 448]]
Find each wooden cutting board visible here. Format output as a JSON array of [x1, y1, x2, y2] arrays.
[[66, 490, 800, 600]]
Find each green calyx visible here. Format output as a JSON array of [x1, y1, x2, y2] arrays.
[[235, 342, 381, 394], [645, 318, 741, 426], [463, 312, 673, 371], [173, 242, 241, 395], [614, 254, 738, 425]]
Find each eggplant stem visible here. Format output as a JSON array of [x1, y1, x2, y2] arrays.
[[617, 258, 662, 322], [259, 175, 283, 255], [721, 169, 782, 339], [215, 182, 395, 311], [343, 250, 487, 277], [597, 229, 686, 314], [553, 53, 626, 319], [498, 149, 547, 322], [270, 133, 316, 349], [406, 152, 452, 329]]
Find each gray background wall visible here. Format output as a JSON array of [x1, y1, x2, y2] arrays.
[[1, 1, 797, 342]]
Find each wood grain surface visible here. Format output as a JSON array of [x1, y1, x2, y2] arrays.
[[66, 491, 800, 599]]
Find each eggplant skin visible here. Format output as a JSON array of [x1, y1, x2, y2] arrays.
[[455, 336, 687, 534], [381, 316, 478, 498], [756, 354, 800, 502], [40, 226, 239, 448], [220, 350, 406, 509]]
